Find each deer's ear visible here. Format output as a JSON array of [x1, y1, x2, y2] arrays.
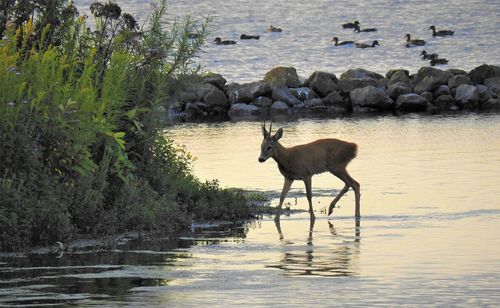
[[273, 128, 283, 141], [261, 125, 268, 138]]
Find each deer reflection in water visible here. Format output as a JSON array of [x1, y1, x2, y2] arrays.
[[268, 214, 360, 277]]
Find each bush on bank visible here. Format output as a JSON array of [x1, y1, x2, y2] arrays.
[[0, 0, 256, 252]]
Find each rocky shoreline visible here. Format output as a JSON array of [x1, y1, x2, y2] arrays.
[[165, 64, 500, 120]]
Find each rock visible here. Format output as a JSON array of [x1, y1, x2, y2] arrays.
[[340, 68, 386, 81], [304, 98, 324, 109], [483, 77, 500, 96], [270, 101, 290, 114], [468, 64, 500, 84], [338, 78, 379, 93], [263, 66, 301, 88], [323, 91, 351, 111], [203, 86, 228, 108], [421, 92, 434, 103], [455, 84, 480, 108], [413, 66, 452, 87], [203, 73, 227, 90], [386, 69, 410, 80], [272, 86, 304, 107], [228, 103, 262, 117], [475, 84, 493, 104], [481, 98, 500, 111], [226, 81, 272, 104], [290, 87, 318, 100], [339, 68, 387, 93], [434, 85, 451, 97], [388, 82, 412, 99], [304, 71, 339, 97], [414, 76, 445, 94], [448, 75, 472, 89], [185, 102, 209, 117], [350, 86, 393, 110], [387, 70, 412, 87], [446, 68, 468, 76], [395, 93, 428, 111], [433, 95, 459, 111], [251, 96, 273, 109]]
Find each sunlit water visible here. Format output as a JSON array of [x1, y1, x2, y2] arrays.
[[73, 0, 500, 82], [1, 113, 500, 306]]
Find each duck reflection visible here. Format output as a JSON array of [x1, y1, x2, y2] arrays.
[[270, 214, 360, 277]]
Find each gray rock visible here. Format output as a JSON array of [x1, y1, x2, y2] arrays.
[[388, 82, 412, 99], [263, 66, 301, 88], [481, 98, 500, 111], [227, 81, 272, 104], [304, 71, 339, 97], [304, 98, 324, 109], [395, 93, 428, 111], [338, 78, 379, 93], [468, 64, 500, 84], [270, 101, 290, 114], [413, 66, 452, 87], [290, 87, 318, 100], [433, 95, 459, 111], [455, 84, 480, 108], [272, 86, 304, 107], [483, 77, 500, 97], [340, 68, 386, 81], [251, 96, 273, 109], [421, 92, 434, 103], [185, 102, 209, 117], [323, 91, 351, 111], [228, 103, 262, 117], [386, 69, 410, 80], [414, 76, 445, 94], [388, 70, 412, 87], [448, 75, 472, 89], [350, 86, 393, 110], [446, 68, 468, 76], [203, 73, 227, 90], [203, 86, 228, 108], [475, 84, 493, 104], [434, 85, 451, 97]]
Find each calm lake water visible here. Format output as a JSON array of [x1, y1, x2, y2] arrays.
[[1, 113, 500, 306], [73, 0, 500, 82]]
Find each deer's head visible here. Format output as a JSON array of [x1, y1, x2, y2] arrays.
[[259, 122, 283, 162]]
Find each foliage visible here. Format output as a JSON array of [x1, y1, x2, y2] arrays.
[[0, 0, 256, 252]]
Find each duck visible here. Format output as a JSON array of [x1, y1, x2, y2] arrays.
[[405, 33, 426, 47], [430, 57, 449, 66], [240, 34, 260, 40], [268, 25, 283, 32], [428, 25, 454, 37], [342, 20, 360, 29], [332, 37, 355, 46], [354, 24, 377, 33], [355, 40, 380, 48], [214, 37, 237, 45], [420, 50, 439, 60]]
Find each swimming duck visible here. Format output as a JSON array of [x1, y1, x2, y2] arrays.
[[405, 33, 426, 47], [342, 20, 360, 29], [430, 58, 449, 66], [420, 50, 439, 60], [332, 37, 355, 46], [214, 37, 237, 45], [428, 25, 454, 37], [240, 34, 260, 40], [268, 25, 283, 32], [355, 40, 379, 48], [353, 24, 377, 33]]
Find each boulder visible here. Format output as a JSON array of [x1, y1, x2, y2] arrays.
[[388, 82, 412, 99], [290, 87, 318, 100], [455, 84, 480, 108], [395, 93, 428, 111], [483, 77, 500, 96], [304, 98, 324, 109], [323, 91, 351, 111], [475, 84, 493, 104], [226, 81, 272, 104], [340, 68, 386, 81], [433, 95, 459, 111], [350, 86, 393, 110], [413, 66, 452, 87], [388, 70, 412, 87], [414, 76, 445, 94], [203, 73, 227, 90], [421, 92, 434, 103], [386, 69, 410, 80], [304, 71, 339, 97], [468, 64, 500, 84], [446, 68, 468, 76], [185, 102, 209, 117], [434, 85, 451, 97], [338, 78, 379, 93], [270, 101, 290, 114], [272, 86, 304, 107], [481, 98, 500, 111], [203, 86, 228, 108], [263, 66, 301, 88], [448, 75, 472, 89], [228, 103, 262, 117], [251, 96, 273, 109]]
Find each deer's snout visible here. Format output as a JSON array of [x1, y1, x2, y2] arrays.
[[258, 156, 266, 163]]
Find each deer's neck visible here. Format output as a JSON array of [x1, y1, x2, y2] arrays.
[[272, 142, 292, 171]]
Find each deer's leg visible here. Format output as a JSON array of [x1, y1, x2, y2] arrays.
[[329, 168, 361, 218], [303, 177, 315, 218], [278, 178, 293, 210]]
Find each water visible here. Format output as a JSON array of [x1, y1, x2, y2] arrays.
[[73, 0, 500, 82], [1, 113, 500, 306]]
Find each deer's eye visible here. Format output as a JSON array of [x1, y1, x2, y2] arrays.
[[267, 146, 272, 151]]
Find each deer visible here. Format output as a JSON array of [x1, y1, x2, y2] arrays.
[[258, 122, 360, 219]]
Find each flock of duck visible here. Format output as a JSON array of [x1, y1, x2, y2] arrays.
[[212, 22, 454, 66]]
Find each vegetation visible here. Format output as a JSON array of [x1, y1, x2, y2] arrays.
[[0, 0, 259, 252]]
